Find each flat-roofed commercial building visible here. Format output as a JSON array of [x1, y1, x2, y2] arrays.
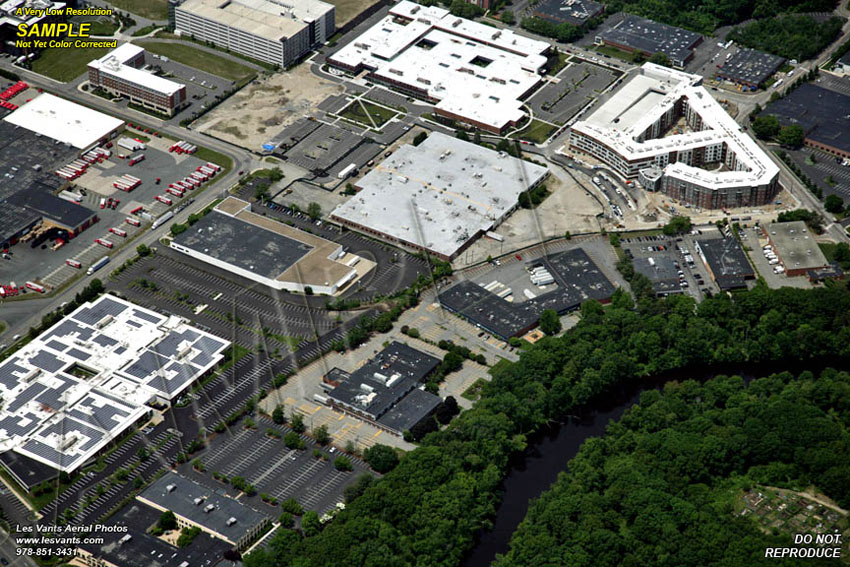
[[88, 44, 187, 116], [0, 295, 229, 485], [763, 221, 829, 277], [695, 236, 755, 290], [170, 197, 368, 295], [439, 248, 617, 338], [3, 92, 123, 151], [763, 83, 850, 160], [567, 63, 779, 209], [172, 0, 334, 68], [714, 48, 785, 90], [328, 0, 550, 133], [330, 132, 548, 260], [138, 472, 271, 550], [533, 0, 604, 26], [595, 14, 702, 68], [325, 342, 441, 435]]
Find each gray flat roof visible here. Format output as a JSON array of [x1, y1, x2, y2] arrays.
[[139, 472, 270, 542], [440, 247, 617, 339], [377, 388, 441, 433], [765, 221, 829, 271], [172, 209, 313, 280], [327, 342, 440, 420], [764, 83, 850, 154], [633, 256, 682, 294], [533, 0, 604, 25], [598, 14, 701, 63], [331, 132, 548, 259], [716, 48, 785, 85], [696, 237, 754, 290], [77, 502, 231, 567]]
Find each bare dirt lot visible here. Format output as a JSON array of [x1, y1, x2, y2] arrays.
[[194, 65, 344, 150], [455, 165, 605, 266]]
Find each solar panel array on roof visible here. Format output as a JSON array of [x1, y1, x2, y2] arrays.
[[72, 296, 129, 326], [29, 350, 65, 373], [66, 347, 92, 362], [132, 309, 164, 324], [122, 350, 170, 380], [0, 294, 230, 475], [0, 358, 30, 389]]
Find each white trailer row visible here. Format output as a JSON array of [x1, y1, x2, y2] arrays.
[[169, 141, 197, 154]]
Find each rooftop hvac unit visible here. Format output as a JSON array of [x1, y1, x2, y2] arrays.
[[226, 517, 237, 526], [360, 383, 375, 393], [194, 497, 203, 506], [166, 484, 176, 493], [119, 534, 132, 545], [204, 504, 215, 513]]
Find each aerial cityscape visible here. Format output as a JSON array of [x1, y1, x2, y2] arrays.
[[0, 0, 849, 564]]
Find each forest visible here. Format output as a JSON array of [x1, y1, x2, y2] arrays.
[[727, 15, 845, 61], [497, 368, 850, 566], [244, 281, 850, 567], [604, 0, 838, 34]]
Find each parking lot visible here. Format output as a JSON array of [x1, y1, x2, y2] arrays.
[[2, 128, 217, 291], [181, 417, 371, 514], [526, 60, 619, 126], [621, 230, 718, 299], [743, 225, 813, 289], [273, 121, 383, 182], [111, 249, 350, 349], [784, 147, 850, 203]]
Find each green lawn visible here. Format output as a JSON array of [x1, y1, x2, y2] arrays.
[[105, 0, 168, 20], [549, 51, 570, 75], [32, 45, 113, 82], [339, 100, 397, 128], [86, 17, 119, 36], [512, 119, 558, 144], [594, 45, 638, 62], [461, 378, 488, 402], [131, 24, 163, 37], [139, 41, 256, 83]]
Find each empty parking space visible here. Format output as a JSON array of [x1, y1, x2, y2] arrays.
[[527, 61, 619, 125], [186, 418, 370, 513]]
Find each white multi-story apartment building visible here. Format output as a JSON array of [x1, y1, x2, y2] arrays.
[[567, 63, 780, 209], [171, 0, 334, 68]]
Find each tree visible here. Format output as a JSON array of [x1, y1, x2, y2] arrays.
[[434, 396, 460, 425], [136, 244, 151, 257], [751, 115, 780, 140], [334, 456, 353, 471], [663, 216, 693, 236], [777, 124, 805, 148], [284, 431, 305, 450], [136, 446, 149, 461], [412, 131, 428, 146], [538, 309, 561, 335], [301, 510, 321, 536], [254, 183, 270, 201], [647, 52, 672, 67], [307, 202, 322, 220], [290, 412, 305, 433], [281, 498, 303, 515], [158, 510, 177, 532], [170, 223, 188, 235], [449, 0, 483, 18], [272, 405, 286, 424], [824, 194, 844, 214], [314, 424, 330, 446], [501, 9, 515, 25], [364, 444, 399, 473]]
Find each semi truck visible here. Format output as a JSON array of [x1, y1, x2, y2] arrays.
[[151, 211, 174, 229], [87, 256, 110, 275]]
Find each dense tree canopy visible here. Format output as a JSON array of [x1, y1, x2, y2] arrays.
[[497, 368, 850, 566], [607, 0, 838, 34], [727, 15, 844, 61], [245, 281, 850, 567]]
